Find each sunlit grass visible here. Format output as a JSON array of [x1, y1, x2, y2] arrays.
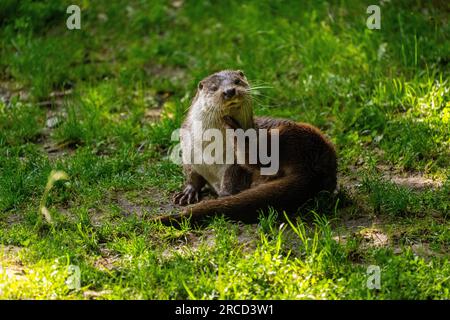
[[0, 0, 448, 299]]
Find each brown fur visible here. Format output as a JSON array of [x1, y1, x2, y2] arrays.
[[155, 71, 337, 226]]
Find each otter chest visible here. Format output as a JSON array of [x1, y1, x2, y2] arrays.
[[182, 128, 230, 193], [193, 162, 229, 193]]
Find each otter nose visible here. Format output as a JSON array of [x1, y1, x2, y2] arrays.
[[223, 88, 236, 99]]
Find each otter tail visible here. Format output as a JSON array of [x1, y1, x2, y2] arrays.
[[157, 174, 320, 226]]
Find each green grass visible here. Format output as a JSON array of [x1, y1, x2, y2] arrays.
[[0, 0, 449, 299]]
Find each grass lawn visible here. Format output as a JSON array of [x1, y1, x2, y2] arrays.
[[0, 0, 449, 299]]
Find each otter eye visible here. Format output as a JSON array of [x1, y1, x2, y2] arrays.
[[234, 79, 241, 85], [238, 71, 244, 77], [198, 82, 204, 90], [210, 85, 218, 91]]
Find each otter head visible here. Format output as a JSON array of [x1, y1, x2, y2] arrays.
[[190, 70, 254, 129], [195, 70, 250, 111]]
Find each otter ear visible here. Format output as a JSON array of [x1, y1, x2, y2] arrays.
[[198, 81, 204, 90], [237, 70, 245, 77]]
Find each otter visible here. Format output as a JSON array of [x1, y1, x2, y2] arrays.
[[155, 70, 337, 226]]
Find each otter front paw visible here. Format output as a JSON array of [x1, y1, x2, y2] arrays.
[[173, 185, 200, 206]]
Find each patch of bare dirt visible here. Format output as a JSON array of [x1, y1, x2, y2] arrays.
[[337, 167, 363, 192], [359, 228, 390, 248], [87, 188, 183, 226], [36, 89, 72, 108], [375, 164, 443, 190], [1, 210, 24, 226], [391, 242, 447, 259], [37, 90, 75, 160], [389, 175, 441, 190], [0, 245, 26, 282], [0, 264, 26, 282], [144, 108, 162, 121], [93, 246, 121, 272], [83, 290, 112, 299], [111, 187, 222, 222], [1, 245, 22, 257], [115, 188, 181, 218], [160, 230, 213, 259], [41, 141, 76, 160], [161, 223, 260, 259], [0, 80, 71, 108], [0, 81, 28, 104], [339, 164, 443, 192], [409, 242, 446, 258], [332, 213, 389, 250], [87, 208, 105, 227], [341, 215, 383, 232]]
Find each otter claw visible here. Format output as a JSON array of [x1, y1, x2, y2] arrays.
[[173, 185, 200, 206]]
